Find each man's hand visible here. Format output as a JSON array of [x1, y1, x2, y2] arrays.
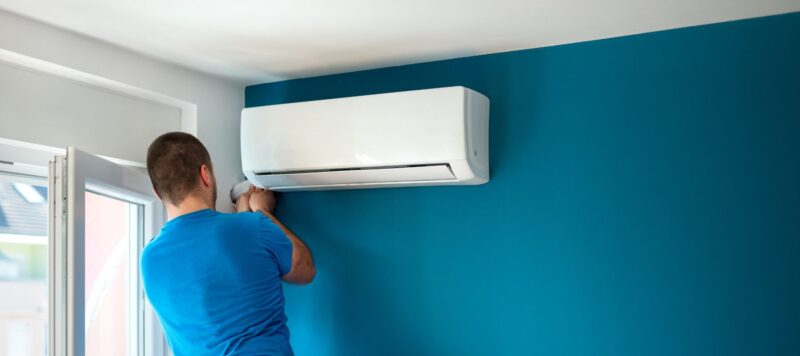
[[249, 187, 276, 214], [234, 191, 251, 212]]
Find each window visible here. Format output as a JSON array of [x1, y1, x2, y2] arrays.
[[1, 140, 167, 356]]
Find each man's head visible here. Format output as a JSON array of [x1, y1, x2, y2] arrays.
[[147, 132, 217, 209]]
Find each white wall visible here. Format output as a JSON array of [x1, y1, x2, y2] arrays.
[[0, 9, 244, 211], [0, 64, 182, 163]]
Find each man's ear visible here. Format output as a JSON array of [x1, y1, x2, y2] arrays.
[[200, 164, 213, 187]]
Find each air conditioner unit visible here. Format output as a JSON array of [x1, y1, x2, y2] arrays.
[[241, 86, 489, 191]]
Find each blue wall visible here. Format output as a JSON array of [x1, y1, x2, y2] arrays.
[[246, 13, 800, 356]]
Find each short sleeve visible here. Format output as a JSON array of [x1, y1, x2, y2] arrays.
[[258, 214, 293, 276]]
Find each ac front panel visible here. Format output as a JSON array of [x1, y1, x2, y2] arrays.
[[241, 87, 468, 173], [241, 86, 490, 191]]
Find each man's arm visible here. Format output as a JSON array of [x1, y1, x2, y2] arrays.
[[258, 209, 316, 284], [249, 188, 316, 285]]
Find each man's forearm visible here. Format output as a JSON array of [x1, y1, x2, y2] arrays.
[[259, 209, 316, 284]]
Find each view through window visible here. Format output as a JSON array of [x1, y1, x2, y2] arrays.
[[84, 191, 140, 356], [0, 175, 48, 356]]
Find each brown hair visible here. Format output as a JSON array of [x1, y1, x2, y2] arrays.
[[146, 132, 212, 205]]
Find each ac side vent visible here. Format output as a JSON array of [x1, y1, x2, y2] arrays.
[[254, 163, 453, 176], [253, 164, 457, 191]]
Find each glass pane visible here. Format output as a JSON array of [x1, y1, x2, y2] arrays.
[[0, 178, 48, 356], [84, 191, 140, 356]]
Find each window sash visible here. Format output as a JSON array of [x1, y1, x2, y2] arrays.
[[49, 147, 166, 356]]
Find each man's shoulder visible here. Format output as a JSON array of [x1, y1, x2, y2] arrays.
[[140, 235, 164, 276], [207, 212, 269, 240], [215, 211, 265, 225]]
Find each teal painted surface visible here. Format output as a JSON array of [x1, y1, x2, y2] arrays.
[[245, 13, 800, 356]]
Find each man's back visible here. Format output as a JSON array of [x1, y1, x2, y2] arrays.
[[141, 209, 294, 356]]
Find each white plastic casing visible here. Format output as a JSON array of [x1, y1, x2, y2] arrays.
[[241, 86, 489, 191]]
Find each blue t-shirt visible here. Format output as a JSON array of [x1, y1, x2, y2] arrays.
[[141, 209, 294, 356]]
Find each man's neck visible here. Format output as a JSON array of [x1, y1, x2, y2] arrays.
[[165, 196, 214, 220]]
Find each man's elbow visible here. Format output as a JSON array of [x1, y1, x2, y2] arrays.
[[283, 265, 316, 285], [297, 268, 316, 285], [299, 265, 316, 284]]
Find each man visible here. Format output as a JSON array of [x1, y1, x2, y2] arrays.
[[141, 132, 315, 356]]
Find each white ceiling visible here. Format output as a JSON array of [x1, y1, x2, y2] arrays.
[[1, 0, 798, 85]]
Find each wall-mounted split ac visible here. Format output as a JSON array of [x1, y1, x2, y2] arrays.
[[241, 86, 490, 191]]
